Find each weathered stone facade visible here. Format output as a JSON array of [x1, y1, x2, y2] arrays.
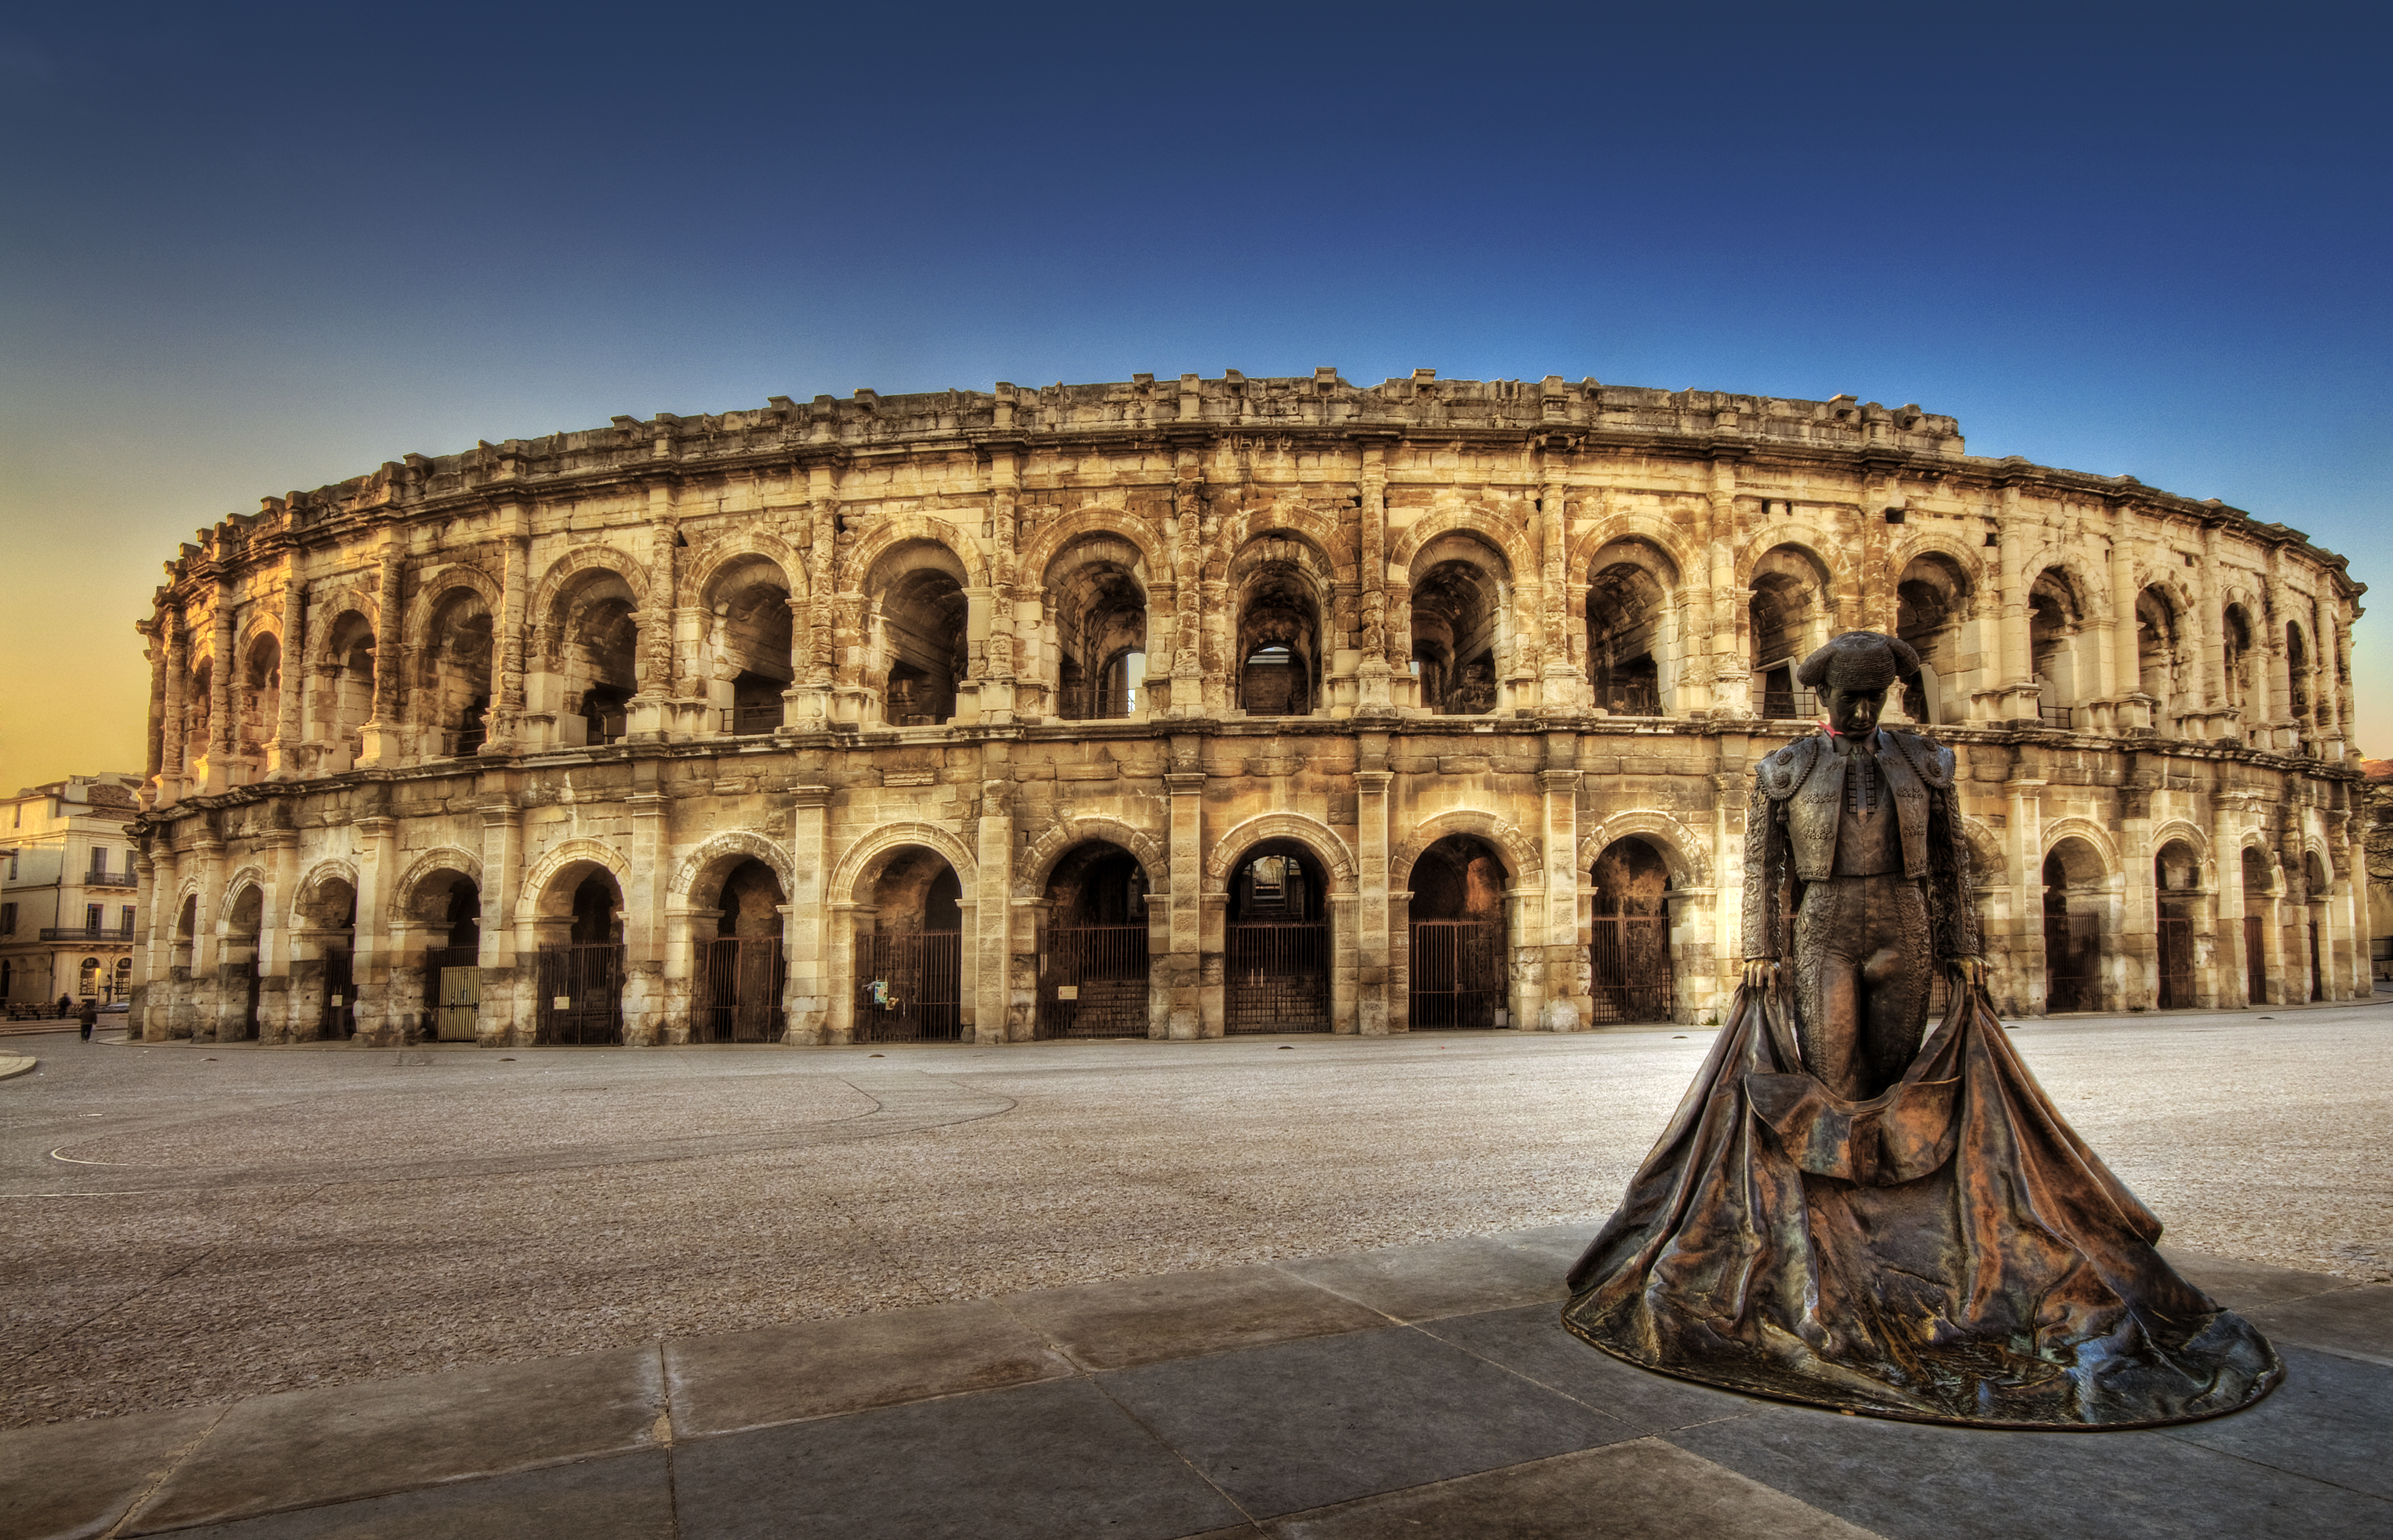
[[128, 371, 2370, 1046]]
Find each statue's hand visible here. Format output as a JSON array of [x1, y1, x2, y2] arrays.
[[1945, 956, 1987, 991], [1743, 958, 1777, 989]]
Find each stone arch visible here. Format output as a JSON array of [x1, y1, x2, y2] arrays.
[[670, 831, 797, 909], [1734, 526, 1856, 599], [1387, 510, 1534, 584], [1203, 503, 1344, 585], [2300, 834, 2337, 891], [1958, 817, 2007, 886], [403, 562, 502, 651], [684, 527, 808, 606], [2015, 548, 2112, 623], [217, 865, 270, 927], [1037, 530, 1155, 722], [515, 838, 635, 924], [1577, 811, 1712, 889], [528, 545, 650, 632], [1390, 809, 1543, 892], [1567, 512, 1696, 590], [1021, 817, 1169, 898], [2149, 820, 2210, 874], [1887, 530, 1990, 593], [845, 516, 987, 591], [830, 821, 980, 907], [1203, 812, 1357, 894], [1020, 508, 1169, 589], [391, 847, 486, 924], [290, 859, 361, 928], [2040, 819, 2119, 878]]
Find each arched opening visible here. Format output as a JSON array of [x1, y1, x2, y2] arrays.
[[547, 573, 639, 747], [238, 633, 281, 765], [1587, 541, 1673, 717], [2223, 603, 2256, 741], [112, 957, 132, 1002], [1409, 536, 1506, 716], [867, 542, 969, 727], [696, 857, 788, 1043], [703, 556, 794, 735], [2028, 570, 2085, 729], [317, 611, 376, 764], [2287, 622, 2311, 731], [2137, 588, 2184, 731], [1407, 834, 1508, 1029], [1590, 837, 1674, 1024], [855, 847, 965, 1041], [1225, 839, 1330, 1033], [294, 876, 357, 1040], [1047, 539, 1148, 721], [223, 885, 264, 1040], [1894, 555, 1970, 725], [1750, 546, 1831, 719], [2042, 840, 2107, 1011], [171, 894, 198, 983], [420, 588, 494, 757], [184, 656, 213, 773], [414, 872, 482, 1041], [1038, 841, 1151, 1038], [2155, 839, 2199, 1009], [1233, 550, 1322, 717], [78, 956, 99, 1001], [2240, 847, 2272, 1005], [532, 867, 624, 1044], [2304, 850, 2330, 1001]]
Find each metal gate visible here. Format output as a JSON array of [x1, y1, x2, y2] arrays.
[[1225, 922, 1329, 1033], [537, 943, 623, 1045], [2157, 917, 2195, 1009], [2309, 922, 2324, 1001], [2045, 913, 2100, 1012], [1588, 916, 1673, 1025], [697, 937, 784, 1043], [1409, 920, 1505, 1029], [424, 946, 479, 1040], [238, 960, 261, 1040], [1039, 924, 1149, 1038], [322, 947, 355, 1040], [854, 931, 962, 1043], [2244, 914, 2265, 1005]]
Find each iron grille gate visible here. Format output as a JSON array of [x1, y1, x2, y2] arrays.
[[2244, 915, 2265, 1005], [423, 947, 478, 1009], [2045, 913, 2100, 1012], [1588, 916, 1674, 1025], [322, 948, 355, 1040], [697, 937, 785, 1043], [2309, 922, 2324, 1001], [854, 931, 962, 1043], [240, 961, 261, 1040], [537, 944, 624, 1045], [1040, 924, 1150, 1038], [2157, 917, 2195, 1009], [1225, 922, 1329, 1033], [1409, 920, 1505, 1029]]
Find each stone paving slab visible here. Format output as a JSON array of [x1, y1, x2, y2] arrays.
[[5, 1230, 2389, 1539]]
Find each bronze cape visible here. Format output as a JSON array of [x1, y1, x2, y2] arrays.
[[1559, 978, 2282, 1428]]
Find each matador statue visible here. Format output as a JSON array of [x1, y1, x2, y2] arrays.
[[1562, 631, 2280, 1429]]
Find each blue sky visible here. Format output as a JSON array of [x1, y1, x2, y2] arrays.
[[2, 2, 2385, 789]]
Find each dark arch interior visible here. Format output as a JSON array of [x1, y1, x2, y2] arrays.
[[1229, 839, 1326, 922], [570, 871, 622, 944], [1410, 834, 1505, 921], [1046, 842, 1148, 926], [870, 849, 963, 932], [1591, 837, 1671, 915], [715, 858, 786, 937], [1226, 838, 1330, 1034], [443, 877, 481, 949], [1588, 836, 1674, 1024], [1408, 834, 1507, 1030]]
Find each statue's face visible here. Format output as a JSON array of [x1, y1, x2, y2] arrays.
[[1822, 679, 1887, 738]]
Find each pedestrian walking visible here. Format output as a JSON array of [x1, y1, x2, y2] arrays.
[[78, 998, 97, 1041]]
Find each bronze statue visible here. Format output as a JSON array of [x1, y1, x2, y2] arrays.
[[1563, 631, 2280, 1429]]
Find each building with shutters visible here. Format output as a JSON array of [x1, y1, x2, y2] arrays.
[[3, 774, 146, 1010], [126, 371, 2368, 1047]]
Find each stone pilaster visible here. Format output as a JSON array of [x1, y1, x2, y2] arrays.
[[478, 788, 524, 1044], [158, 613, 188, 805], [485, 510, 529, 753], [359, 534, 406, 764], [351, 813, 397, 1043], [622, 765, 671, 1043], [200, 591, 235, 793], [1355, 443, 1392, 713], [1166, 749, 1207, 1038], [266, 560, 305, 777], [1539, 757, 1583, 1030], [1353, 755, 1391, 1035], [782, 785, 831, 1043], [188, 832, 226, 1040], [974, 770, 1014, 1044]]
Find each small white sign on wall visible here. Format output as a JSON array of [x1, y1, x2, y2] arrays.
[[553, 996, 571, 1010], [1057, 985, 1078, 1000]]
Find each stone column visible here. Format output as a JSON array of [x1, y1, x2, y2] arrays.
[[1166, 750, 1207, 1038], [974, 766, 1014, 1044], [801, 463, 839, 723], [2104, 524, 2137, 732], [1353, 752, 1391, 1034], [257, 827, 297, 1040], [2119, 771, 2157, 1009], [2263, 565, 2295, 751], [189, 833, 226, 1040], [1170, 453, 1205, 718], [1539, 753, 1583, 1030], [1356, 444, 1392, 712], [783, 785, 831, 1043], [1705, 461, 1743, 714], [629, 496, 677, 740], [201, 591, 236, 793], [622, 763, 670, 1043], [266, 561, 305, 778], [158, 613, 188, 805], [2213, 793, 2248, 1008], [979, 445, 1020, 724], [478, 788, 524, 1044], [351, 812, 396, 1042], [1991, 484, 2036, 722], [360, 534, 406, 764], [1539, 471, 1582, 713], [486, 510, 529, 753], [137, 845, 173, 1040], [2313, 593, 2342, 754], [2008, 769, 2046, 1015]]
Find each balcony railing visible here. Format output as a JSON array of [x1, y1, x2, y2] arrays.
[[2039, 704, 2074, 731], [1594, 684, 1662, 717], [723, 703, 786, 736], [1760, 688, 1819, 722], [39, 926, 137, 942], [83, 870, 137, 888]]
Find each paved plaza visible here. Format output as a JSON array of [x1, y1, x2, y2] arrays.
[[3, 1005, 2388, 1537]]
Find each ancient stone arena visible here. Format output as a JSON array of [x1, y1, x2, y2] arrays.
[[126, 372, 2366, 1055], [8, 1005, 2389, 1430]]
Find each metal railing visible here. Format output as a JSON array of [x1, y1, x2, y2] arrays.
[[83, 870, 137, 888], [1588, 916, 1674, 1024], [2038, 704, 2074, 731], [1224, 921, 1330, 1033], [855, 931, 963, 1042], [1409, 919, 1506, 1029], [38, 926, 136, 942], [723, 703, 785, 735], [1593, 684, 1662, 717], [1759, 688, 1818, 722], [1039, 923, 1151, 1038]]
